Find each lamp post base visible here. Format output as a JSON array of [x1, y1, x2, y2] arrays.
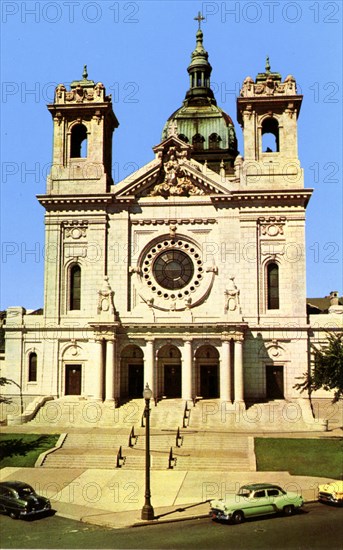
[[141, 503, 155, 520]]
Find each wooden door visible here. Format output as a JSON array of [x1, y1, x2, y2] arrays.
[[65, 365, 82, 395]]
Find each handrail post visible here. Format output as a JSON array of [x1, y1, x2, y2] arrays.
[[168, 446, 175, 469], [116, 446, 123, 468]]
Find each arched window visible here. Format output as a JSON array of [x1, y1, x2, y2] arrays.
[[209, 133, 221, 150], [262, 117, 279, 152], [178, 134, 189, 143], [267, 262, 279, 310], [28, 352, 37, 382], [70, 124, 88, 158], [192, 134, 205, 151], [69, 265, 81, 310]]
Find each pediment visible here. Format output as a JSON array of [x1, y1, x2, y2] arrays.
[[113, 137, 232, 200]]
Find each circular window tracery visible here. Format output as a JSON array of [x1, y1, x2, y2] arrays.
[[153, 250, 194, 290], [140, 238, 203, 300]]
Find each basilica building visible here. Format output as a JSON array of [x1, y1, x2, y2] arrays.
[[3, 21, 341, 418]]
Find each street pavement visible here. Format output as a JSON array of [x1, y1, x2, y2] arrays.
[[0, 466, 337, 529]]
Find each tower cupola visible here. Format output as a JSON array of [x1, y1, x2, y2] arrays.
[[162, 13, 238, 176], [185, 13, 215, 105]]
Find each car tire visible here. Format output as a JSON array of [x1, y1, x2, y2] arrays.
[[9, 511, 19, 519], [283, 505, 295, 516], [232, 510, 244, 524]]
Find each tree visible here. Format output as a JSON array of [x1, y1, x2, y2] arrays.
[[0, 377, 14, 405], [294, 332, 343, 403]]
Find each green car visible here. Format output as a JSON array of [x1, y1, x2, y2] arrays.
[[210, 483, 304, 524]]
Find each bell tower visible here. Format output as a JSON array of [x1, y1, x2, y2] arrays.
[[47, 66, 118, 194], [237, 58, 303, 189]]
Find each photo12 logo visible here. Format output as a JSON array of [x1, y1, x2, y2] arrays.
[[1, 2, 140, 24]]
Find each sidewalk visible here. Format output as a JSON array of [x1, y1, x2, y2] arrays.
[[0, 466, 336, 529]]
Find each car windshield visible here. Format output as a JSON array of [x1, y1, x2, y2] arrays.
[[17, 486, 35, 498], [237, 489, 252, 497]]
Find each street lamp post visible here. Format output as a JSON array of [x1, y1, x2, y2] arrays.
[[141, 383, 154, 520]]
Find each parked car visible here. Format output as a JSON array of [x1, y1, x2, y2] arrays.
[[318, 481, 343, 505], [210, 483, 304, 524], [0, 481, 51, 519]]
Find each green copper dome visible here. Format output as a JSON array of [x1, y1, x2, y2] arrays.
[[162, 18, 238, 176]]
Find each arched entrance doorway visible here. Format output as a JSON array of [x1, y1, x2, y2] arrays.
[[120, 345, 144, 399], [157, 344, 182, 398], [196, 345, 219, 398]]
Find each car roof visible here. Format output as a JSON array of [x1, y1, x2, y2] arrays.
[[241, 483, 282, 491], [0, 481, 33, 490]]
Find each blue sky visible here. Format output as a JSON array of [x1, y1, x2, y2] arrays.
[[1, 0, 342, 310]]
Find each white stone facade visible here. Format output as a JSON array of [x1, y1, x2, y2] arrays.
[[2, 58, 342, 416]]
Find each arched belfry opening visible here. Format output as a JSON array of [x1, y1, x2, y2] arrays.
[[262, 117, 279, 152], [70, 123, 88, 158]]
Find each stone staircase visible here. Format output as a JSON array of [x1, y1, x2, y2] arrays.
[[40, 427, 254, 471], [29, 397, 145, 429], [187, 399, 322, 431]]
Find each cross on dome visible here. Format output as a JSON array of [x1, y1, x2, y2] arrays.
[[194, 11, 205, 29]]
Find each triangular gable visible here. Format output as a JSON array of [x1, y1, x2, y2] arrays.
[[113, 136, 232, 199]]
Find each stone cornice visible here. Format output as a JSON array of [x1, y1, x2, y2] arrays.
[[211, 189, 312, 207], [37, 188, 312, 210]]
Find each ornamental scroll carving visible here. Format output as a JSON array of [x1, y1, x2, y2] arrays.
[[63, 220, 88, 239], [259, 217, 286, 238]]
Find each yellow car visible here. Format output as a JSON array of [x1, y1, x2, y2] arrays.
[[318, 481, 343, 505]]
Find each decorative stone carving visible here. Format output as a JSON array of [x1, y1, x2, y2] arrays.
[[63, 220, 88, 239], [259, 217, 286, 238], [224, 276, 241, 313], [97, 277, 115, 316], [149, 144, 204, 197]]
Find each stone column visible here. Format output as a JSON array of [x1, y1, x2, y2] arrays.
[[105, 338, 116, 401], [144, 339, 154, 394], [234, 338, 244, 403], [182, 340, 192, 401], [93, 338, 104, 401], [220, 340, 231, 402]]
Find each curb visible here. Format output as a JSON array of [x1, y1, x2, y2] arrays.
[[35, 433, 68, 467]]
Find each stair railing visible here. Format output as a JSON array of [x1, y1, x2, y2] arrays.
[[183, 401, 190, 428], [116, 446, 125, 468], [176, 426, 183, 447], [128, 426, 138, 447], [168, 447, 177, 469]]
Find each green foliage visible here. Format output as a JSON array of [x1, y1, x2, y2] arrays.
[[255, 438, 343, 479], [294, 332, 343, 403], [0, 434, 59, 467]]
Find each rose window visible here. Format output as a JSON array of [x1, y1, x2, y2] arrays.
[[141, 238, 204, 300]]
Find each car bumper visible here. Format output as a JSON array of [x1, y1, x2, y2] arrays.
[[318, 493, 343, 505], [210, 509, 230, 521], [19, 504, 52, 517]]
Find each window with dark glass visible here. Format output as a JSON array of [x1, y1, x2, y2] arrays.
[[28, 352, 37, 382], [70, 124, 88, 158], [70, 265, 81, 310], [267, 262, 279, 309], [153, 250, 194, 290], [192, 134, 205, 151], [209, 133, 221, 150]]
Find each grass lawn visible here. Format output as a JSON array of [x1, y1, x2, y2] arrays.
[[255, 438, 343, 479], [0, 433, 60, 468]]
